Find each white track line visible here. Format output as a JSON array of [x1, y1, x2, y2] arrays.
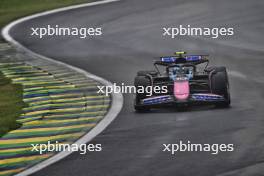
[[1, 0, 123, 175]]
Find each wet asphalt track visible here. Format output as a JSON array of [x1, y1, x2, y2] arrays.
[[9, 0, 264, 175]]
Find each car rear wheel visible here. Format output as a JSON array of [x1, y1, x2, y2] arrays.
[[210, 67, 231, 107]]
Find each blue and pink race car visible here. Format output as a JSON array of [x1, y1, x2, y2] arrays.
[[134, 52, 231, 112]]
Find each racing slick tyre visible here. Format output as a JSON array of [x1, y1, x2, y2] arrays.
[[210, 67, 231, 107], [137, 70, 158, 77], [134, 76, 151, 112]]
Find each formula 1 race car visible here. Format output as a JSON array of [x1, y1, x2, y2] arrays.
[[134, 52, 231, 112]]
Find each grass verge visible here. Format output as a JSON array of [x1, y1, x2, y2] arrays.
[[0, 72, 25, 137], [0, 0, 92, 28], [0, 0, 93, 136]]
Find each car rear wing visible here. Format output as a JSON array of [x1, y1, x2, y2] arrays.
[[153, 52, 209, 75], [155, 53, 209, 66]]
